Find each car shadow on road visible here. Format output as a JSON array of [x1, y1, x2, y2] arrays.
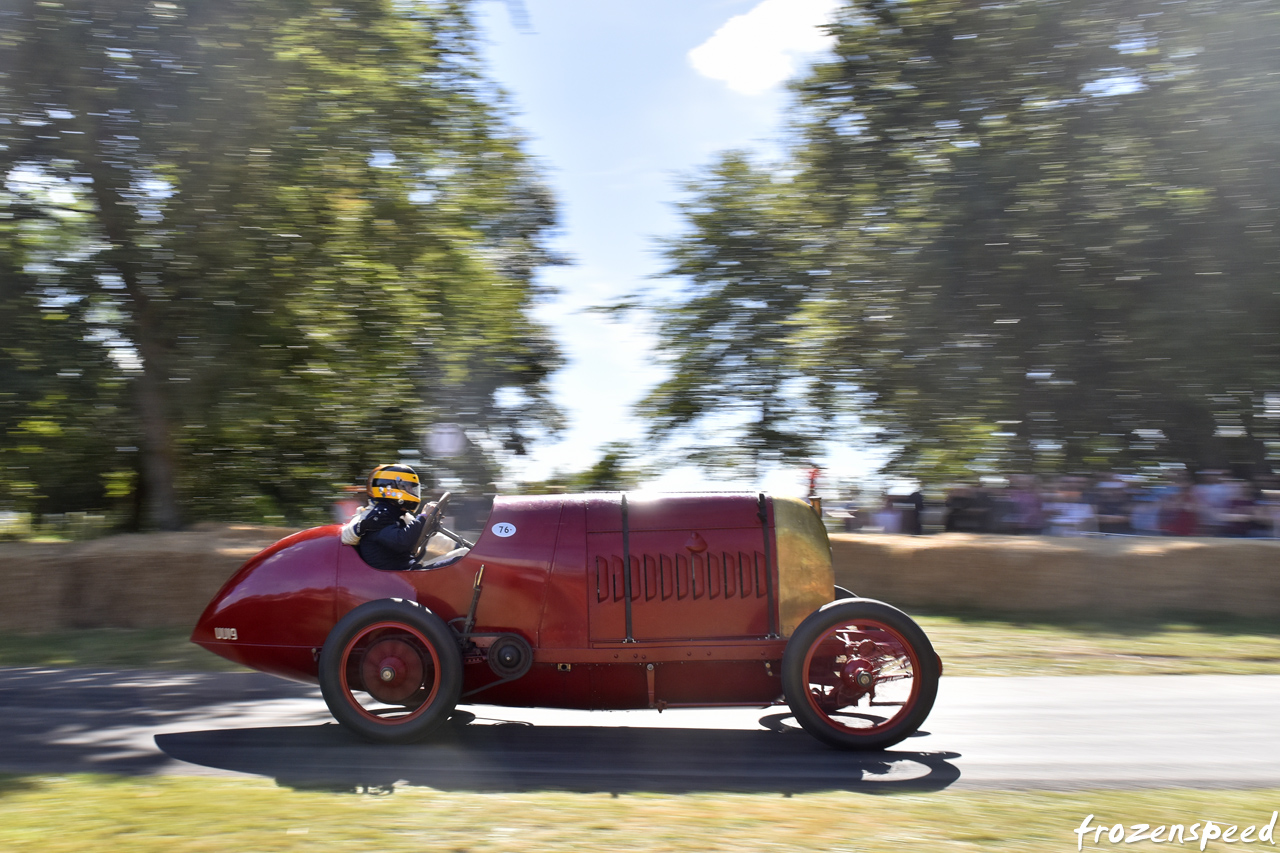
[[155, 712, 962, 795]]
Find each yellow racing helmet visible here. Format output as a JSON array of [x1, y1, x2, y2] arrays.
[[366, 463, 422, 511]]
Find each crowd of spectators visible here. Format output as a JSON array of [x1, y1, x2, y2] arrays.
[[845, 470, 1280, 538]]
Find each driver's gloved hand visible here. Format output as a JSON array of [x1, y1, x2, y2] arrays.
[[382, 500, 436, 527]]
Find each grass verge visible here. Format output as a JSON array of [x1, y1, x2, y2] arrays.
[[915, 613, 1280, 677], [0, 628, 246, 672], [0, 775, 1276, 852], [2, 614, 1279, 677]]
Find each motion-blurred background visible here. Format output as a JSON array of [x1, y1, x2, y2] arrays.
[[3, 0, 1278, 537]]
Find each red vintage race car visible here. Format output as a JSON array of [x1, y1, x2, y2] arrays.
[[192, 491, 940, 750]]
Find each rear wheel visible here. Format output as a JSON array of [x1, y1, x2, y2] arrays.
[[782, 598, 939, 750], [319, 599, 462, 743]]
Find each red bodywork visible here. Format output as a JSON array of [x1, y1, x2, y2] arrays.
[[193, 493, 792, 710]]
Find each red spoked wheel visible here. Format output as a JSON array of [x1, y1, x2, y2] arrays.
[[782, 598, 940, 750], [319, 599, 462, 743]]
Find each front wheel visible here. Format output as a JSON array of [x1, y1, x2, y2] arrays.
[[782, 598, 939, 750], [319, 599, 462, 743]]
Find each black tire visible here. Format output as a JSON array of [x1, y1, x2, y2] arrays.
[[782, 598, 939, 750], [834, 585, 857, 601], [319, 598, 463, 744]]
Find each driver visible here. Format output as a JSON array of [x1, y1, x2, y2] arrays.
[[340, 464, 439, 571]]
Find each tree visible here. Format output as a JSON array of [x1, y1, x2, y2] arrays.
[[649, 0, 1280, 482], [1, 0, 561, 527], [640, 153, 831, 473]]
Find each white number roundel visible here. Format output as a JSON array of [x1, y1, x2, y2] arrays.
[[491, 522, 517, 538]]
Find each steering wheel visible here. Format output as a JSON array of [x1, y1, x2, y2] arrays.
[[411, 491, 451, 561]]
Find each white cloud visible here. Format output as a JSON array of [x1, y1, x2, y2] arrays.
[[689, 0, 839, 96]]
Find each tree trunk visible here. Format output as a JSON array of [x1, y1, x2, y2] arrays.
[[131, 328, 183, 531], [60, 78, 183, 530]]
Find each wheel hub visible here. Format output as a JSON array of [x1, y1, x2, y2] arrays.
[[839, 657, 877, 696], [360, 638, 426, 704]]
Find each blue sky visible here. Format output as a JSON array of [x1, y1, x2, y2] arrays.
[[474, 0, 882, 494]]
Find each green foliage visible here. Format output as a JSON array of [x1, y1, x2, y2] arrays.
[[651, 0, 1280, 482], [0, 1, 561, 526], [642, 154, 832, 472]]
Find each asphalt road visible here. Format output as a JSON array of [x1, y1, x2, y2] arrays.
[[1, 668, 1277, 793]]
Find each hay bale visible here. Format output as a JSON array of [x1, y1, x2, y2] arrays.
[[4, 525, 1278, 631], [0, 524, 297, 632], [832, 533, 1280, 618], [0, 542, 73, 632]]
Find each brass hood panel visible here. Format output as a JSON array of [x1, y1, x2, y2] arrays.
[[773, 496, 834, 637]]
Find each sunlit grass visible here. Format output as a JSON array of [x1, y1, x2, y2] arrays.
[[0, 775, 1275, 852], [914, 614, 1280, 677], [0, 628, 247, 672], [3, 616, 1279, 677]]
